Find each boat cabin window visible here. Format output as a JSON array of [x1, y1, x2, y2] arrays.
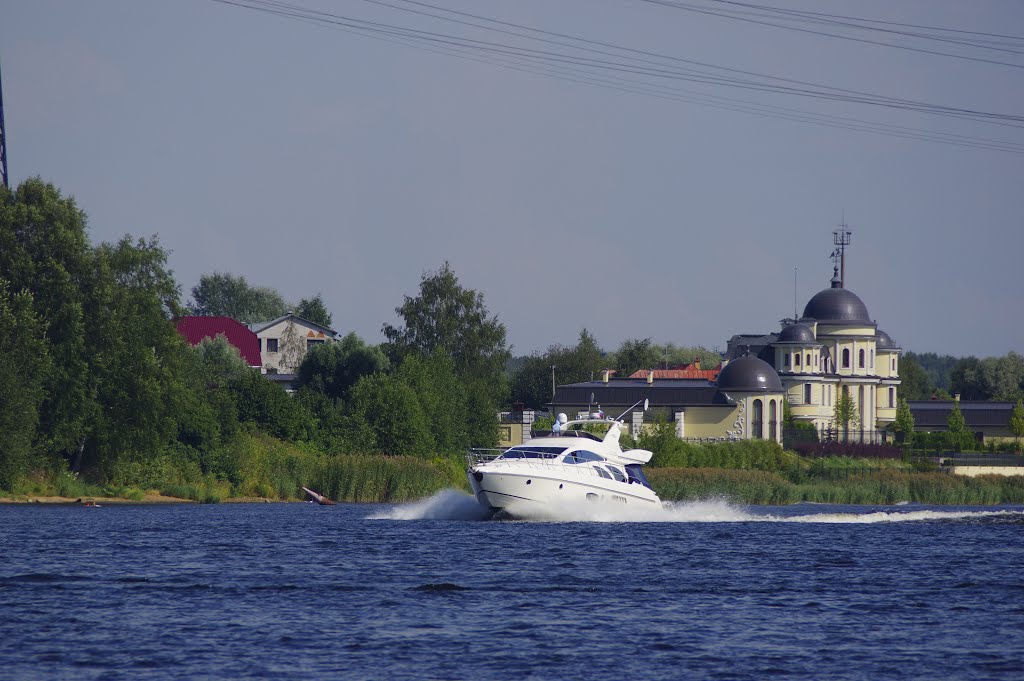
[[500, 446, 566, 460], [605, 465, 627, 483], [562, 450, 604, 464], [592, 465, 612, 479], [624, 464, 652, 489]]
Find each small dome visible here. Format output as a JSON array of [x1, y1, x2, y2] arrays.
[[875, 329, 897, 350], [716, 356, 783, 392], [803, 287, 871, 323], [776, 323, 816, 344]]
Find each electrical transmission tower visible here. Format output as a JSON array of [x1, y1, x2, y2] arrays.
[[0, 61, 8, 189]]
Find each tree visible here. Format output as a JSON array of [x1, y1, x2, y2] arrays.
[[350, 373, 434, 457], [652, 343, 721, 371], [893, 397, 915, 445], [0, 178, 96, 466], [294, 293, 332, 329], [382, 262, 510, 382], [188, 272, 287, 323], [898, 354, 933, 400], [947, 400, 966, 434], [509, 329, 606, 409], [1010, 399, 1024, 450], [277, 319, 307, 374], [613, 338, 660, 377], [950, 357, 988, 401], [832, 388, 860, 439], [194, 335, 250, 386], [382, 262, 509, 445], [296, 333, 389, 402], [0, 281, 52, 487]]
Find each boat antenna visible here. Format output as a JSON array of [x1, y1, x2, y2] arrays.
[[614, 398, 650, 422]]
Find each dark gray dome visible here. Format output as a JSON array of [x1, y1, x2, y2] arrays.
[[776, 323, 816, 344], [875, 329, 897, 350], [716, 356, 783, 392], [803, 287, 871, 323]]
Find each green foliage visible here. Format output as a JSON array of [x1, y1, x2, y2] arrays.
[[893, 397, 915, 445], [0, 281, 51, 487], [296, 332, 388, 401], [639, 421, 799, 471], [228, 370, 315, 441], [194, 335, 250, 384], [647, 467, 1024, 505], [187, 271, 287, 323], [382, 261, 510, 384], [651, 344, 721, 371], [611, 337, 660, 377], [350, 372, 435, 457], [1011, 399, 1024, 445], [294, 293, 332, 329], [947, 401, 966, 434], [510, 329, 606, 409], [832, 389, 861, 434]]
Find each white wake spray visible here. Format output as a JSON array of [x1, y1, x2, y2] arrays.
[[372, 489, 1024, 524]]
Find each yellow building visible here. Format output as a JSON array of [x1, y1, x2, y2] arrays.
[[727, 266, 901, 441]]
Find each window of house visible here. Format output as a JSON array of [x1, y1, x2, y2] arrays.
[[858, 349, 865, 368], [784, 354, 790, 368], [870, 349, 875, 369], [889, 387, 895, 408], [806, 353, 811, 368], [842, 348, 850, 368], [266, 338, 279, 353], [306, 339, 326, 350], [804, 383, 812, 405], [752, 399, 763, 439], [795, 353, 801, 367], [768, 400, 777, 441]]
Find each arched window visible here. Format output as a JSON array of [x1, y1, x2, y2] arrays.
[[752, 399, 763, 439], [858, 349, 865, 368], [806, 353, 811, 368], [784, 353, 790, 368], [842, 348, 850, 368], [768, 400, 777, 441], [795, 353, 801, 367]]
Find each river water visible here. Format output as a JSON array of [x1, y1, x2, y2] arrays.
[[1, 493, 1022, 680]]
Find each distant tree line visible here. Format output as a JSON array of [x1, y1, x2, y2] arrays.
[[902, 351, 1024, 402]]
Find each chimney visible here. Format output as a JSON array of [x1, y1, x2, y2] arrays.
[[954, 393, 961, 402], [693, 356, 701, 371], [647, 370, 654, 384], [602, 369, 610, 383]]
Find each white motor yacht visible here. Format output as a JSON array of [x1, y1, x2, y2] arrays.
[[467, 401, 661, 517]]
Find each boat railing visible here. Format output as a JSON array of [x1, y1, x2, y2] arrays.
[[469, 449, 644, 484]]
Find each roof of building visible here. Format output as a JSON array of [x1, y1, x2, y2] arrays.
[[907, 400, 1017, 429], [551, 378, 734, 409], [176, 316, 262, 367], [875, 329, 898, 350], [716, 355, 784, 392], [248, 312, 337, 337], [626, 368, 721, 380], [726, 333, 777, 363], [776, 322, 817, 344], [803, 286, 873, 324]]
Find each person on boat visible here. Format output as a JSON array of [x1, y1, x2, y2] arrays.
[[552, 412, 568, 435]]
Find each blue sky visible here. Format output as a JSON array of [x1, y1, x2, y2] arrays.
[[2, 0, 1022, 358]]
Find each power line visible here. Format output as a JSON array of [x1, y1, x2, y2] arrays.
[[638, 1, 1024, 69], [209, 0, 1024, 153]]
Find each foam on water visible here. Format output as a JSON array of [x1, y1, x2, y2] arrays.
[[368, 489, 492, 521], [376, 490, 1024, 524]]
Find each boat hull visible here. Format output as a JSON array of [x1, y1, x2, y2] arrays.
[[467, 464, 659, 518]]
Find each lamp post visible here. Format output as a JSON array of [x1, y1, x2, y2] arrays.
[[550, 365, 557, 400]]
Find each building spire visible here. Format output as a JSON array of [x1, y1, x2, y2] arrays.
[[832, 218, 852, 288]]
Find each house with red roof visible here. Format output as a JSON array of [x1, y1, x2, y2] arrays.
[[175, 316, 262, 368]]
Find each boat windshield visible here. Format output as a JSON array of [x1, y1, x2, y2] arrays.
[[604, 465, 627, 483], [624, 464, 653, 489], [500, 446, 567, 460], [562, 450, 605, 464]]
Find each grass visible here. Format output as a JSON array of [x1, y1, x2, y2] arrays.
[[648, 467, 1024, 505]]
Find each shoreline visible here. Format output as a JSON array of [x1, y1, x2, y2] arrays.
[[0, 494, 287, 505]]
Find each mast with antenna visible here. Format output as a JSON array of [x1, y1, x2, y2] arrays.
[[832, 217, 852, 288]]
